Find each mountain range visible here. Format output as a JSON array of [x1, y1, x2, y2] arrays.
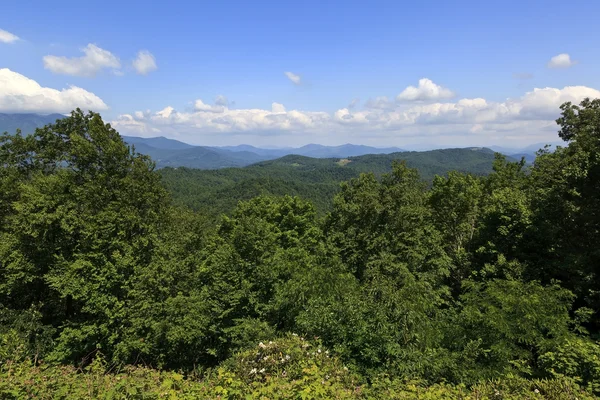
[[0, 113, 555, 169], [121, 135, 407, 169], [0, 113, 65, 135]]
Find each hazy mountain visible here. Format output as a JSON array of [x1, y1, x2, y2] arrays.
[[121, 139, 269, 169], [122, 136, 194, 150], [120, 137, 408, 169], [213, 143, 405, 159], [292, 143, 404, 158], [508, 153, 537, 163], [0, 113, 65, 134], [490, 141, 561, 163], [0, 114, 542, 170]]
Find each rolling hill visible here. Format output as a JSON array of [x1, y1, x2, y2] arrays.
[[119, 137, 408, 169], [159, 147, 505, 218]]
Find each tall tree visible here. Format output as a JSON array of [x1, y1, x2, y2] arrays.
[[528, 98, 600, 328], [0, 110, 169, 363]]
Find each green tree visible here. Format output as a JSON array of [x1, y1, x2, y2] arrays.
[[0, 110, 169, 363], [429, 171, 483, 292], [527, 98, 600, 328], [317, 162, 451, 377]]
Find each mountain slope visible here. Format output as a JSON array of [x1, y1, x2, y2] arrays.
[[0, 113, 65, 134], [159, 147, 503, 218], [122, 135, 194, 150], [122, 137, 408, 169]]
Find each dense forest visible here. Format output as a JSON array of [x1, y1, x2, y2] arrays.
[[160, 148, 502, 218], [1, 99, 600, 399]]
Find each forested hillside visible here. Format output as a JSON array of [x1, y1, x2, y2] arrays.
[[1, 101, 600, 399], [160, 147, 501, 217]]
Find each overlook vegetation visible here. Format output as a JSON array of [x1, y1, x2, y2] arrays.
[[1, 99, 600, 398]]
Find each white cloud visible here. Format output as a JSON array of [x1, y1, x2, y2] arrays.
[[397, 78, 455, 101], [110, 84, 600, 147], [0, 68, 108, 113], [43, 44, 121, 77], [271, 102, 286, 113], [0, 28, 19, 43], [132, 50, 157, 75], [365, 96, 394, 110], [284, 71, 301, 85], [194, 99, 226, 113], [547, 53, 577, 69]]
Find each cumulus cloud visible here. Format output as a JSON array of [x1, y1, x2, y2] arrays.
[[43, 44, 121, 77], [548, 53, 577, 69], [365, 96, 395, 110], [284, 71, 301, 85], [110, 84, 600, 147], [0, 68, 108, 113], [0, 28, 19, 43], [194, 99, 226, 113], [397, 78, 455, 101], [112, 100, 329, 137], [132, 50, 157, 75]]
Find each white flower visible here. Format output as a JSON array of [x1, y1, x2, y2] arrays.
[[317, 348, 321, 353], [250, 368, 257, 374], [285, 354, 291, 360], [534, 389, 540, 394], [259, 368, 266, 373], [263, 356, 269, 361], [258, 342, 267, 349]]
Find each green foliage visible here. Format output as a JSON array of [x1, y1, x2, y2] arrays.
[[526, 98, 600, 328], [158, 148, 501, 219], [2, 102, 600, 398], [1, 336, 595, 399], [0, 109, 169, 364]]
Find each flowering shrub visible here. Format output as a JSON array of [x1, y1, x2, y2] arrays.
[[0, 333, 596, 399]]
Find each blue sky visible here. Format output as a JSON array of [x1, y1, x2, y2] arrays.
[[1, 0, 600, 148]]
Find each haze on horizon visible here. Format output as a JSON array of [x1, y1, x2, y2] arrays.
[[1, 0, 599, 148]]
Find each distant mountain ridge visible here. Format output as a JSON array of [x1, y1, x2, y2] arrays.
[[0, 113, 65, 134], [0, 113, 555, 169], [120, 136, 409, 169]]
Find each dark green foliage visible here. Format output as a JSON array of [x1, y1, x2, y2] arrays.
[[2, 101, 600, 398], [159, 147, 502, 219], [0, 109, 170, 364]]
